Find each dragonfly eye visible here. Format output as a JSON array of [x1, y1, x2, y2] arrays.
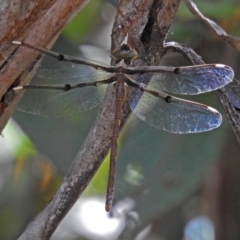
[[120, 44, 130, 51], [112, 44, 138, 63]]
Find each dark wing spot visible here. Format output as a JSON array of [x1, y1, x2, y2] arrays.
[[58, 54, 65, 61], [173, 67, 180, 74], [64, 84, 71, 91], [165, 95, 172, 103]]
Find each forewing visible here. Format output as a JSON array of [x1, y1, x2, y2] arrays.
[[1, 42, 112, 117], [0, 41, 114, 84], [129, 64, 234, 95]]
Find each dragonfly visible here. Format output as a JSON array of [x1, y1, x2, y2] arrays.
[[1, 41, 234, 211]]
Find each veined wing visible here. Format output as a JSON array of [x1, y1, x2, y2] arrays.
[[127, 64, 234, 95], [5, 84, 107, 118], [130, 90, 222, 133], [0, 41, 114, 84], [1, 41, 113, 117]]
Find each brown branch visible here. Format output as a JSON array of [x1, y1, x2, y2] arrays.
[[185, 0, 240, 145], [0, 0, 89, 132], [114, 0, 181, 130], [185, 0, 240, 50]]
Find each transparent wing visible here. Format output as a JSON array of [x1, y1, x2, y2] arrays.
[[1, 42, 112, 117], [0, 41, 114, 84], [130, 90, 222, 133], [128, 64, 234, 95], [6, 84, 107, 117], [31, 57, 114, 84]]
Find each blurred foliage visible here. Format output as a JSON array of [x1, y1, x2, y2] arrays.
[[171, 0, 240, 41], [13, 136, 36, 159], [177, 0, 237, 20], [62, 0, 104, 42], [84, 154, 109, 196]]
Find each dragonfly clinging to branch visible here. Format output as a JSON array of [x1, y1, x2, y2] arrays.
[[1, 41, 234, 211]]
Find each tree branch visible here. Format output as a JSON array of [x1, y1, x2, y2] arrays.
[[0, 0, 89, 132], [185, 0, 240, 145]]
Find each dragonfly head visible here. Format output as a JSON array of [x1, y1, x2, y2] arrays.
[[111, 44, 138, 66]]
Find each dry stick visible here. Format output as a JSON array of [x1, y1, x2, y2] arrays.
[[185, 0, 240, 145]]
